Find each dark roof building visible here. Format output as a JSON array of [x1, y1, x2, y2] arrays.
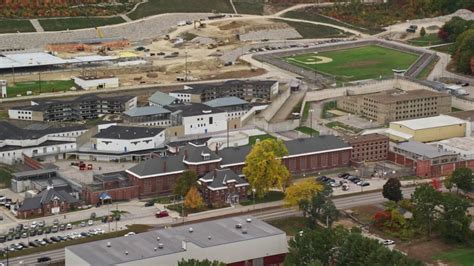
[[93, 126, 165, 140]]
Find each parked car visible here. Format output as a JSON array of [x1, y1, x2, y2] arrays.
[[37, 257, 51, 263], [37, 229, 43, 235], [51, 226, 58, 233], [80, 221, 86, 227], [19, 242, 28, 248], [59, 224, 65, 231], [21, 233, 27, 238], [80, 232, 90, 237], [66, 224, 72, 230], [124, 232, 136, 237], [144, 201, 155, 207], [14, 234, 21, 239], [359, 181, 370, 187], [90, 212, 96, 219], [38, 221, 45, 227], [87, 220, 94, 226], [44, 227, 51, 234], [29, 241, 39, 247], [383, 239, 395, 245], [53, 219, 59, 226], [0, 236, 5, 243], [338, 173, 350, 178], [155, 210, 169, 218], [7, 235, 13, 241], [43, 238, 53, 244], [29, 230, 36, 236], [50, 236, 61, 242]]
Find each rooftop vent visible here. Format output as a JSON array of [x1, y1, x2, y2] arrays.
[[125, 250, 129, 255], [157, 236, 160, 241], [202, 110, 212, 114], [154, 247, 158, 251], [235, 223, 242, 229], [106, 242, 111, 247], [242, 228, 248, 234], [158, 243, 164, 249], [208, 235, 212, 240], [246, 218, 252, 223], [189, 227, 194, 233]]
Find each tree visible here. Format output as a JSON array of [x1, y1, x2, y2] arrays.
[[299, 186, 338, 228], [178, 259, 225, 266], [443, 175, 453, 192], [284, 179, 323, 206], [420, 26, 426, 37], [411, 184, 441, 236], [284, 228, 338, 266], [174, 170, 197, 197], [243, 139, 290, 198], [382, 178, 403, 203], [438, 193, 471, 243], [453, 29, 474, 75], [450, 167, 473, 193], [184, 187, 204, 211]]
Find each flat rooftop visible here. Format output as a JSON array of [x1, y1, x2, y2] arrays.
[[364, 89, 447, 104], [437, 137, 474, 152], [395, 141, 457, 159], [66, 216, 285, 265], [390, 115, 467, 130]]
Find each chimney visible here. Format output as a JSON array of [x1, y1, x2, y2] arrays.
[[213, 169, 217, 179], [215, 143, 219, 154], [184, 149, 188, 159], [163, 161, 167, 172]]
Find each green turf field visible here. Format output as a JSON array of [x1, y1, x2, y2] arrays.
[[284, 45, 419, 81], [39, 17, 125, 31], [0, 19, 35, 34], [128, 0, 234, 20], [7, 80, 75, 97]]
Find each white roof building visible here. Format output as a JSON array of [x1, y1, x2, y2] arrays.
[[436, 137, 474, 160]]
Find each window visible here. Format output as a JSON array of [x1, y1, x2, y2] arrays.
[[209, 116, 213, 125]]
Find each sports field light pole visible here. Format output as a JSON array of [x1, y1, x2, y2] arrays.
[[184, 51, 188, 82], [309, 109, 314, 137]]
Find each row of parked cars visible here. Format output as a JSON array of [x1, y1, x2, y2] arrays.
[[0, 219, 96, 243], [2, 227, 105, 255], [338, 173, 370, 186], [316, 173, 371, 188]]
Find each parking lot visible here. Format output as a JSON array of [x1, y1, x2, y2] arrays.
[[315, 173, 388, 196], [55, 160, 136, 184]]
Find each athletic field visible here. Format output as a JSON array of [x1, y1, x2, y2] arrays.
[[284, 45, 419, 82]]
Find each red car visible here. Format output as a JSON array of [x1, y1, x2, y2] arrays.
[[155, 210, 169, 218]]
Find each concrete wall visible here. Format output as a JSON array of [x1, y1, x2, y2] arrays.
[[259, 88, 291, 122]]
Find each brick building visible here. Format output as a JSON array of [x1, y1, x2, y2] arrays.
[[126, 136, 352, 199], [388, 141, 474, 178], [82, 172, 139, 205], [17, 184, 80, 218], [337, 89, 451, 124], [198, 169, 249, 206], [342, 133, 389, 162], [219, 136, 353, 175], [126, 142, 221, 197]]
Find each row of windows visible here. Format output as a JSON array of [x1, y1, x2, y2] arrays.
[[395, 112, 438, 120], [17, 111, 32, 115], [18, 116, 32, 120]]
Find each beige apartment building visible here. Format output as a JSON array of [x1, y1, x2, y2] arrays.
[[337, 89, 451, 124]]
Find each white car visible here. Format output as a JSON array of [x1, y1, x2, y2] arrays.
[[94, 228, 104, 235], [124, 232, 136, 237], [87, 220, 94, 226], [382, 239, 395, 245], [66, 224, 72, 230]]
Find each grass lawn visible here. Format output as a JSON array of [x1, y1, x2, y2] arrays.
[[0, 19, 35, 34], [322, 101, 337, 119], [268, 216, 309, 236], [301, 102, 311, 122], [128, 0, 233, 20], [234, 1, 264, 15], [295, 126, 319, 136], [240, 191, 284, 206], [275, 19, 351, 39], [282, 10, 378, 35], [431, 43, 455, 55], [433, 248, 474, 266], [416, 57, 439, 80], [407, 33, 444, 47], [248, 134, 275, 145], [39, 17, 125, 31], [3, 224, 152, 259], [284, 45, 419, 82], [7, 80, 75, 97], [0, 168, 12, 188]]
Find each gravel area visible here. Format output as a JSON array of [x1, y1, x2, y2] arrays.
[[239, 28, 301, 41], [0, 13, 212, 50]]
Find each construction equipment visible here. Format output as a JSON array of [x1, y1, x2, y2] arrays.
[[193, 20, 206, 29]]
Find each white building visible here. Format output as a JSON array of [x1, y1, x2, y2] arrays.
[[436, 137, 474, 160], [73, 76, 119, 90], [92, 125, 165, 153], [0, 122, 86, 165], [0, 80, 6, 98], [168, 103, 227, 135], [204, 96, 250, 119], [65, 216, 288, 266]]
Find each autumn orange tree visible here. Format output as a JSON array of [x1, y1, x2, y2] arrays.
[[243, 138, 290, 198], [184, 186, 205, 211]]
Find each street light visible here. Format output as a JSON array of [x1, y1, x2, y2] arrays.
[[309, 109, 314, 137]]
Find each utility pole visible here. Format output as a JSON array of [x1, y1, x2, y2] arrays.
[[11, 66, 15, 86], [226, 118, 229, 148], [115, 202, 118, 232], [38, 72, 41, 93], [181, 196, 184, 224], [184, 51, 188, 82]]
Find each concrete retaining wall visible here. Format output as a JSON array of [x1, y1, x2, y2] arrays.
[[259, 88, 291, 122]]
